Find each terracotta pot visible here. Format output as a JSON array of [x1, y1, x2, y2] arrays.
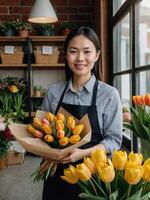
[[19, 29, 29, 37], [0, 154, 8, 170], [34, 90, 41, 97]]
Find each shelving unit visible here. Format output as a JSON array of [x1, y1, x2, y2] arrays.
[[0, 35, 66, 121]]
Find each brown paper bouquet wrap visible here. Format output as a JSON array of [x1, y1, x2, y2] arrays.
[[9, 107, 92, 181]]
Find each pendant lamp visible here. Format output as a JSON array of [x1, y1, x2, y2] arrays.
[[28, 0, 58, 23]]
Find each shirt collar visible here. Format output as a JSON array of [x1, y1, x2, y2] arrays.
[[66, 74, 96, 94]]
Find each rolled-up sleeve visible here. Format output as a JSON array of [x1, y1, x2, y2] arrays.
[[99, 88, 123, 155]]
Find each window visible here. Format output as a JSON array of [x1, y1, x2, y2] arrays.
[[111, 0, 150, 146]]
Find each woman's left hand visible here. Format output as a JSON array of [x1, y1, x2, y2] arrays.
[[60, 148, 86, 164]]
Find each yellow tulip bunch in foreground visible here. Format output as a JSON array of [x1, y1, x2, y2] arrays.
[[27, 111, 84, 182], [61, 149, 150, 200]]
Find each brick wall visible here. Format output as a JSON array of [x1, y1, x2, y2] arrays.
[[0, 0, 95, 27]]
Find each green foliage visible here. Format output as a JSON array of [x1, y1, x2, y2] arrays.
[[0, 20, 16, 32], [57, 21, 78, 30], [15, 19, 32, 31]]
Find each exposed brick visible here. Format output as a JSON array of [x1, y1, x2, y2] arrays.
[[56, 7, 77, 14], [79, 7, 94, 13], [51, 0, 68, 6], [70, 14, 91, 21], [0, 7, 9, 14], [57, 14, 69, 21], [68, 0, 90, 6], [20, 0, 34, 6], [9, 7, 31, 14], [0, 0, 20, 6], [0, 15, 21, 21]]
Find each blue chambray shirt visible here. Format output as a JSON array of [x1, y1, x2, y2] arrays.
[[42, 74, 123, 155]]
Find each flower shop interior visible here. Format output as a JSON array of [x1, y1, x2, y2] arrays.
[[1, 0, 150, 200]]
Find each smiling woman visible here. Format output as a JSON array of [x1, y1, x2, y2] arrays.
[[41, 26, 123, 200]]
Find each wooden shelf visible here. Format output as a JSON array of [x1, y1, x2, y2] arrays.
[[31, 63, 65, 69], [0, 64, 28, 68], [29, 36, 66, 42], [0, 36, 27, 42]]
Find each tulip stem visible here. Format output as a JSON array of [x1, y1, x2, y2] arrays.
[[126, 185, 132, 198], [89, 179, 98, 196]]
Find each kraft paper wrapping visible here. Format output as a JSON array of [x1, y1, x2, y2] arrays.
[[9, 107, 91, 160]]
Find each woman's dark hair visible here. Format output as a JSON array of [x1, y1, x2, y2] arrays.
[[64, 26, 101, 80]]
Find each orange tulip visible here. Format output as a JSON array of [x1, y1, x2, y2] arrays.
[[132, 95, 144, 106], [8, 85, 19, 93], [143, 94, 150, 106], [72, 124, 84, 135], [46, 112, 55, 122], [44, 134, 54, 142], [69, 134, 81, 144], [67, 116, 75, 130], [57, 130, 65, 139], [56, 113, 65, 122], [59, 137, 69, 146]]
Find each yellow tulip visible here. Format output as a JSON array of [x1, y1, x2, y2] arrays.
[[142, 164, 150, 182], [124, 165, 143, 185], [57, 130, 65, 139], [91, 149, 107, 168], [56, 120, 64, 131], [76, 163, 92, 181], [46, 112, 55, 122], [42, 124, 52, 135], [112, 150, 127, 170], [97, 159, 115, 183], [59, 137, 69, 146], [56, 113, 65, 122], [143, 158, 150, 166], [33, 118, 42, 129], [61, 165, 79, 184], [128, 151, 143, 165], [72, 124, 84, 135], [69, 135, 81, 144], [8, 85, 19, 93], [67, 116, 75, 130], [44, 134, 54, 142], [84, 157, 97, 174]]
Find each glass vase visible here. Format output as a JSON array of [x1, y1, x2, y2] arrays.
[[137, 138, 150, 160]]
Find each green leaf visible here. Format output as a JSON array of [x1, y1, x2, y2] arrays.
[[79, 193, 107, 200], [141, 190, 150, 200], [126, 188, 142, 200], [109, 190, 118, 200]]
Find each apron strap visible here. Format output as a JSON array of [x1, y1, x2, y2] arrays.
[[91, 80, 98, 106]]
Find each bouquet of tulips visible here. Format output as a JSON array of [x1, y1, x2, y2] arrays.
[[61, 149, 150, 200], [26, 110, 86, 182]]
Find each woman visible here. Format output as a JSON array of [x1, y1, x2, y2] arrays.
[[42, 26, 123, 200]]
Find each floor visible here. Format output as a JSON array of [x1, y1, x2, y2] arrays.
[[0, 154, 43, 200]]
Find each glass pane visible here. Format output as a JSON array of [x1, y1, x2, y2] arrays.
[[113, 0, 126, 16], [135, 0, 150, 66], [113, 13, 130, 73], [113, 74, 131, 105], [135, 70, 150, 94]]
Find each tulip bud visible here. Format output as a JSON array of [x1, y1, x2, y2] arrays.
[[128, 151, 143, 165], [34, 130, 43, 138], [84, 157, 97, 174], [91, 149, 107, 168], [59, 137, 69, 146], [33, 118, 42, 129], [46, 112, 55, 122], [8, 85, 19, 93], [27, 125, 36, 135], [76, 163, 92, 181], [143, 94, 150, 106], [61, 165, 79, 184], [123, 112, 131, 122], [72, 124, 84, 135], [142, 164, 150, 182], [56, 120, 64, 131], [97, 159, 115, 183], [112, 150, 127, 170], [69, 135, 81, 144], [124, 165, 143, 185], [44, 134, 54, 143], [42, 124, 52, 135], [56, 113, 65, 122], [41, 118, 49, 125], [57, 130, 65, 139], [132, 95, 144, 106], [67, 116, 75, 130]]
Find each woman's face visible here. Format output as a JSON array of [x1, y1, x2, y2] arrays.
[[66, 35, 100, 79]]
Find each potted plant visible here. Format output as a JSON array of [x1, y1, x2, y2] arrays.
[[57, 21, 77, 36], [33, 85, 43, 97], [0, 20, 16, 36], [15, 19, 32, 37], [39, 23, 55, 36]]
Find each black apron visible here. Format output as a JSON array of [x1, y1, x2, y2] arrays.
[[42, 80, 102, 200]]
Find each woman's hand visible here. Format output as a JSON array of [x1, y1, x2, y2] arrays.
[[60, 148, 86, 164]]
